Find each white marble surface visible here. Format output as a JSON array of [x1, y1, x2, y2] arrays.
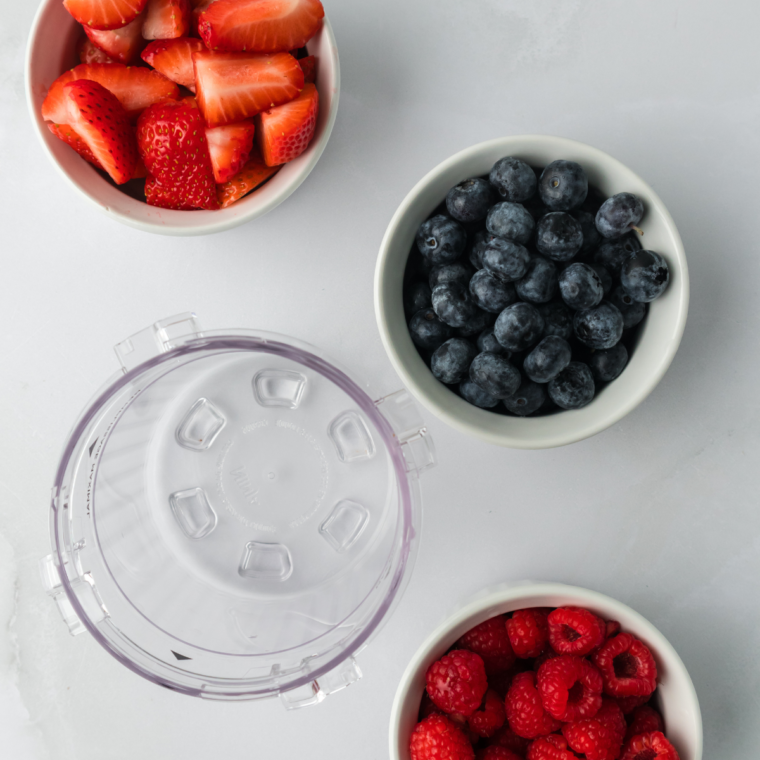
[[1, 0, 759, 757]]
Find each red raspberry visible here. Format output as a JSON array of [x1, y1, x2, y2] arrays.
[[595, 698, 627, 750], [620, 731, 680, 760], [476, 748, 525, 760], [614, 695, 651, 715], [592, 633, 657, 698], [537, 655, 603, 722], [527, 734, 581, 760], [469, 690, 506, 738], [427, 650, 489, 717], [459, 616, 517, 674], [488, 723, 531, 756], [605, 620, 621, 639], [533, 650, 560, 672], [548, 607, 605, 656], [561, 718, 616, 760], [507, 609, 550, 659], [505, 671, 561, 739], [410, 714, 476, 760], [625, 704, 664, 743]]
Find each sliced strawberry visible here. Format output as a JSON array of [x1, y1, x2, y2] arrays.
[[64, 80, 138, 184], [142, 0, 191, 39], [41, 63, 179, 124], [255, 81, 317, 166], [136, 100, 218, 209], [48, 122, 104, 169], [77, 36, 115, 64], [198, 0, 324, 53], [193, 50, 303, 127], [190, 0, 215, 36], [63, 0, 147, 31], [205, 120, 255, 183], [298, 54, 315, 83], [84, 12, 146, 64], [133, 156, 148, 178], [216, 146, 280, 207], [141, 38, 204, 91]]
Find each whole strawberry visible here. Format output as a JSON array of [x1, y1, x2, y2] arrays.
[[426, 650, 488, 718], [410, 714, 475, 760]]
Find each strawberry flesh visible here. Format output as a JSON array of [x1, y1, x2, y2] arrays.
[[141, 38, 204, 91], [77, 36, 115, 64], [48, 122, 104, 169], [84, 12, 146, 64], [64, 0, 148, 31], [206, 120, 255, 183], [216, 146, 280, 207], [298, 54, 315, 83], [142, 0, 191, 40]]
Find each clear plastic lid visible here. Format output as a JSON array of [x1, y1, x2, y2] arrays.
[[42, 314, 434, 707]]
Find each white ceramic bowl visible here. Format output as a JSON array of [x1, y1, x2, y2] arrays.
[[390, 582, 702, 760], [25, 1, 340, 236], [375, 136, 689, 448]]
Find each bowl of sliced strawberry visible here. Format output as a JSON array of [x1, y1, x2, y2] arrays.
[[26, 0, 339, 235]]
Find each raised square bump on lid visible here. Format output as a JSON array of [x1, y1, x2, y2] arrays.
[[169, 488, 218, 539], [252, 370, 307, 409], [239, 542, 293, 581], [319, 500, 369, 553], [175, 398, 225, 451], [328, 411, 375, 462]]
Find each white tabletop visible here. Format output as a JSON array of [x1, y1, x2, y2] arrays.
[[2, 0, 757, 757]]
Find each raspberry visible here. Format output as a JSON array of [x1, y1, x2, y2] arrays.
[[488, 723, 531, 756], [469, 690, 506, 738], [625, 705, 664, 743], [561, 718, 616, 760], [592, 633, 657, 698], [548, 607, 605, 656], [507, 609, 550, 659], [411, 714, 476, 760], [527, 734, 581, 760], [537, 655, 603, 722], [476, 748, 525, 760], [427, 650, 489, 717], [620, 731, 680, 760], [533, 650, 560, 672], [605, 620, 621, 639], [615, 695, 651, 715], [505, 671, 561, 739], [595, 698, 627, 749], [459, 616, 517, 674]]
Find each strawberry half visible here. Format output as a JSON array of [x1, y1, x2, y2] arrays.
[[48, 122, 104, 169], [298, 54, 315, 84], [216, 146, 279, 207], [137, 100, 218, 209], [193, 50, 303, 127], [142, 0, 191, 40], [84, 12, 146, 64], [206, 120, 255, 183], [255, 81, 317, 166], [198, 0, 324, 53], [63, 80, 138, 184], [64, 0, 148, 31], [141, 38, 204, 91], [77, 36, 115, 64], [190, 0, 214, 37], [42, 63, 179, 124]]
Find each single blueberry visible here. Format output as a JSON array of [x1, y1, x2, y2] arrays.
[[523, 336, 573, 383], [588, 264, 613, 296], [477, 327, 510, 356], [486, 202, 535, 245], [609, 285, 648, 329], [416, 215, 466, 265], [620, 250, 670, 303], [404, 281, 431, 315], [588, 343, 629, 383], [503, 380, 546, 416], [536, 212, 584, 261], [489, 156, 537, 202], [482, 237, 531, 282], [494, 302, 545, 352], [595, 193, 645, 239], [515, 255, 558, 304], [594, 235, 641, 278], [548, 362, 596, 409], [559, 262, 604, 310], [571, 210, 603, 254], [469, 352, 522, 399], [456, 306, 496, 338], [469, 269, 518, 313], [429, 261, 473, 290], [538, 301, 574, 340], [431, 282, 479, 328], [446, 177, 493, 223], [539, 160, 588, 211], [430, 338, 478, 384], [468, 230, 494, 270], [573, 301, 625, 349], [408, 307, 453, 351], [459, 378, 500, 408]]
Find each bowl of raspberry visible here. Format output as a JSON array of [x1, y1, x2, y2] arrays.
[[26, 0, 340, 235], [374, 136, 688, 448], [390, 582, 702, 760]]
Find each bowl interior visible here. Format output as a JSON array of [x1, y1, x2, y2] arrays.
[[390, 583, 702, 760], [26, 0, 339, 235], [375, 136, 688, 448]]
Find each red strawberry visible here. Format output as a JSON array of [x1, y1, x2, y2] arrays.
[[193, 50, 303, 128], [63, 0, 148, 31], [48, 122, 104, 169], [77, 36, 115, 64], [41, 63, 179, 124], [255, 81, 317, 166], [198, 0, 323, 53], [298, 54, 316, 83], [190, 0, 214, 37], [84, 12, 146, 64], [141, 38, 204, 91], [142, 0, 191, 40], [206, 120, 255, 183], [137, 100, 218, 209], [63, 80, 137, 184], [216, 146, 280, 207]]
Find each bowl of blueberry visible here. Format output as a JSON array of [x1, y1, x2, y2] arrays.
[[374, 136, 688, 448]]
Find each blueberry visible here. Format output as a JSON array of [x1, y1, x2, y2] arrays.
[[548, 362, 595, 409], [486, 202, 535, 245], [456, 306, 496, 338], [432, 282, 478, 328], [469, 352, 522, 399], [494, 302, 545, 352], [429, 261, 473, 290], [404, 281, 431, 315], [559, 262, 604, 310], [588, 264, 612, 296], [523, 336, 572, 383], [620, 250, 670, 303], [537, 301, 574, 340], [416, 215, 466, 265], [489, 156, 537, 202], [477, 326, 510, 356], [459, 378, 500, 408], [571, 210, 602, 254], [503, 380, 546, 416], [430, 338, 478, 384], [536, 212, 584, 261], [468, 230, 494, 270], [539, 160, 588, 211], [445, 177, 493, 223], [609, 285, 648, 329], [482, 237, 531, 282], [515, 255, 558, 304], [588, 343, 628, 383], [594, 235, 641, 278], [469, 269, 518, 313], [408, 307, 453, 351], [595, 193, 644, 239], [573, 301, 625, 349]]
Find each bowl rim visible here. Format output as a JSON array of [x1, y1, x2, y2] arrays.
[[25, 1, 341, 237], [374, 135, 690, 449]]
